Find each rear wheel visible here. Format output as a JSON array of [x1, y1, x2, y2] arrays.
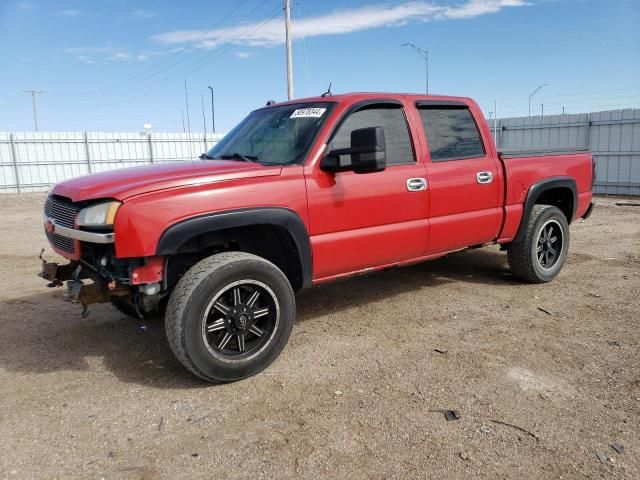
[[165, 252, 295, 383], [507, 205, 570, 283]]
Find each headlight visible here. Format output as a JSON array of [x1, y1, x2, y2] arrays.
[[77, 201, 121, 229]]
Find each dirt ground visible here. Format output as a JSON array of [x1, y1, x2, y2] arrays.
[[0, 193, 638, 480]]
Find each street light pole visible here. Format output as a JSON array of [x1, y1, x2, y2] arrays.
[[401, 43, 429, 94], [208, 85, 215, 134], [528, 83, 549, 117], [23, 89, 43, 132]]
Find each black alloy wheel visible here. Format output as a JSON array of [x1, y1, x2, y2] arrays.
[[201, 280, 278, 361]]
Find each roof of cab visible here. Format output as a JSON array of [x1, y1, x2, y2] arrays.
[[268, 92, 473, 106]]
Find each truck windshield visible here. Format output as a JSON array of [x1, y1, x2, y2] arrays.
[[205, 102, 334, 166]]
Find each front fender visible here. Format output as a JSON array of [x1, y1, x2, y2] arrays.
[[155, 207, 313, 288]]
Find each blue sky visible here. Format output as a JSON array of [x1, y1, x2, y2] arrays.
[[1, 0, 639, 132]]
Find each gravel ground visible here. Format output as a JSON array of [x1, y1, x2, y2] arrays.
[[0, 193, 638, 479]]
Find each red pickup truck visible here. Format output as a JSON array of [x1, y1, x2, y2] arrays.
[[40, 92, 594, 382]]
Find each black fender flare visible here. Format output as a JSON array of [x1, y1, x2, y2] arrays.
[[156, 207, 313, 288], [513, 176, 577, 243]]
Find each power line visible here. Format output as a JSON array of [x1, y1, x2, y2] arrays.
[[83, 6, 282, 111], [67, 0, 260, 97], [294, 0, 312, 97], [480, 86, 640, 108]]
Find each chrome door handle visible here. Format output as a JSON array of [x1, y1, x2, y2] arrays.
[[476, 171, 493, 184], [406, 177, 427, 191]]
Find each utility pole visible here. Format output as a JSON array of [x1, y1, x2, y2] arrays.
[[181, 110, 186, 133], [488, 111, 494, 139], [284, 0, 294, 99], [493, 99, 498, 143], [201, 95, 207, 137], [541, 103, 544, 118], [208, 85, 215, 134], [528, 83, 548, 117], [401, 43, 429, 94], [184, 80, 192, 157], [23, 89, 43, 132], [184, 80, 192, 136]]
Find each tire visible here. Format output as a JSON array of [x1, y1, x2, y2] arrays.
[[165, 252, 295, 383], [111, 299, 165, 320], [507, 205, 570, 283]]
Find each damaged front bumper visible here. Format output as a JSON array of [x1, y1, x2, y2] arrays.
[[38, 250, 129, 316], [38, 249, 164, 318]]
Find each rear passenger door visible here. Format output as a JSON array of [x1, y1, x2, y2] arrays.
[[305, 101, 429, 280], [415, 102, 502, 254]]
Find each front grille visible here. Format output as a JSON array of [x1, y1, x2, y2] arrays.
[[46, 231, 75, 254], [45, 196, 80, 228], [45, 196, 81, 255]]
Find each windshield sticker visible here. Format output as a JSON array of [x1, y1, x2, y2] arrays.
[[290, 107, 326, 119]]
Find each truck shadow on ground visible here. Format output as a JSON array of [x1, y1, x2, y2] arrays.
[[0, 248, 514, 389]]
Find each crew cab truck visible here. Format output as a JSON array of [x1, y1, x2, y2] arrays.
[[39, 92, 595, 383]]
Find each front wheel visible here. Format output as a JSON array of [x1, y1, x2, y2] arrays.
[[507, 204, 570, 283], [165, 252, 295, 383]]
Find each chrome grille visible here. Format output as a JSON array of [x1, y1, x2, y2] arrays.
[[44, 196, 81, 255], [45, 196, 80, 228], [46, 231, 75, 254]]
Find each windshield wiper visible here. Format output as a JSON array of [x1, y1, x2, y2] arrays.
[[216, 152, 258, 163], [200, 153, 215, 159]]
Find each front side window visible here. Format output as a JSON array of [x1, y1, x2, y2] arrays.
[[329, 104, 415, 166], [418, 106, 485, 162], [206, 102, 334, 166]]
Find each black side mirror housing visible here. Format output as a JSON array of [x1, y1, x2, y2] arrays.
[[321, 126, 387, 174]]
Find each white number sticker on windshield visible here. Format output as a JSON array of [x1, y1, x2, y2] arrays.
[[290, 108, 326, 119]]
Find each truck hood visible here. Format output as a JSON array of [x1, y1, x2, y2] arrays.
[[51, 160, 282, 202]]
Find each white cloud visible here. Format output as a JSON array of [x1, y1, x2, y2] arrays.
[[109, 51, 131, 61], [66, 46, 113, 54], [61, 9, 80, 17], [234, 51, 252, 59], [66, 45, 160, 64], [76, 55, 96, 65], [153, 0, 529, 49], [132, 9, 158, 19]]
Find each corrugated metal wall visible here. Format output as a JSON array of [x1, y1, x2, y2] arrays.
[[0, 132, 223, 193], [492, 108, 640, 195]]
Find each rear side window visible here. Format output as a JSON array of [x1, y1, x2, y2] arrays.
[[330, 104, 415, 166], [418, 107, 485, 162]]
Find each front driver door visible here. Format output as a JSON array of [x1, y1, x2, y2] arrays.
[[305, 100, 429, 281]]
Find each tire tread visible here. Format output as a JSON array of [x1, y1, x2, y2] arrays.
[[165, 252, 291, 382], [507, 204, 559, 283]]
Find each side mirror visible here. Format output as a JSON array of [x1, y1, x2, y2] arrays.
[[321, 126, 387, 174]]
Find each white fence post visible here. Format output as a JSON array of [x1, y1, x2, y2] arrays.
[[148, 133, 154, 163], [9, 133, 21, 193], [84, 132, 92, 173]]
